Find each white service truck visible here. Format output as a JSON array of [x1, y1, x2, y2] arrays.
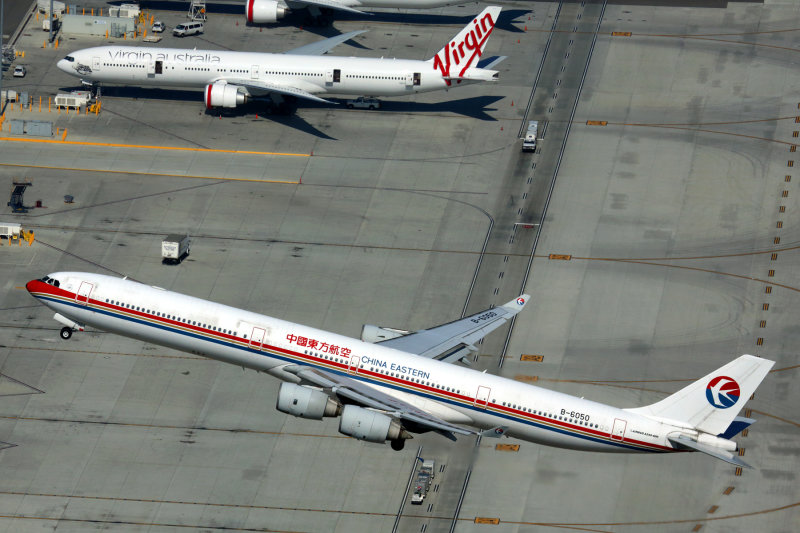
[[410, 459, 435, 505], [162, 235, 191, 265], [521, 120, 538, 152]]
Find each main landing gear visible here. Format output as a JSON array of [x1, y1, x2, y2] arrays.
[[391, 439, 405, 451], [60, 327, 73, 340]]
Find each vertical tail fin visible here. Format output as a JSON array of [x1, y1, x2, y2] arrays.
[[430, 6, 502, 82], [627, 354, 774, 435]]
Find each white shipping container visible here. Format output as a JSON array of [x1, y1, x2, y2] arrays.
[[0, 223, 22, 238], [162, 235, 191, 264]]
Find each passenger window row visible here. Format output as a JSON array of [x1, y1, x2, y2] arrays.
[[102, 298, 237, 336]]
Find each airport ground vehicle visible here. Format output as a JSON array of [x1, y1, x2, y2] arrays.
[[346, 97, 380, 110], [173, 22, 204, 37], [162, 235, 191, 264], [13, 65, 26, 78], [522, 120, 538, 152], [152, 21, 165, 33]]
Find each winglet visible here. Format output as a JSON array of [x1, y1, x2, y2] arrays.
[[480, 425, 509, 438], [500, 294, 530, 315]]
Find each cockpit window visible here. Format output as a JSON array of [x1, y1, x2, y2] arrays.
[[39, 276, 60, 287], [65, 56, 75, 62]]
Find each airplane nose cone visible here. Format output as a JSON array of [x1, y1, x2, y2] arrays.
[[56, 59, 69, 72], [26, 279, 39, 294]]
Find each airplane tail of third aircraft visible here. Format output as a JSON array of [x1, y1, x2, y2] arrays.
[[626, 354, 774, 436], [430, 6, 502, 82]]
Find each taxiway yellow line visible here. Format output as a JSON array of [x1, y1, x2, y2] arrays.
[[0, 163, 300, 184], [0, 137, 309, 157]]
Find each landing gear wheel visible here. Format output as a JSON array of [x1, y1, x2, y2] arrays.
[[390, 439, 405, 451], [60, 327, 73, 340]]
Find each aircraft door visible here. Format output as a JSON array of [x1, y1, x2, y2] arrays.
[[474, 385, 490, 408], [250, 65, 259, 79], [249, 327, 266, 350], [75, 281, 94, 305], [155, 60, 163, 75], [611, 418, 627, 441], [405, 73, 413, 87], [347, 356, 360, 375], [147, 60, 155, 76], [413, 72, 421, 86], [92, 56, 101, 71]]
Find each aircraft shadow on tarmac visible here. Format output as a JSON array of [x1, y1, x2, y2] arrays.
[[61, 85, 502, 139]]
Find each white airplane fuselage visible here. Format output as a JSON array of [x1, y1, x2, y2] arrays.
[[58, 46, 461, 97], [28, 272, 683, 455]]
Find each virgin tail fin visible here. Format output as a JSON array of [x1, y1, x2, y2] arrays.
[[430, 6, 502, 81]]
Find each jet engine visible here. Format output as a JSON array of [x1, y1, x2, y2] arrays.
[[276, 382, 342, 419], [338, 405, 412, 449], [246, 0, 288, 23], [204, 82, 247, 109]]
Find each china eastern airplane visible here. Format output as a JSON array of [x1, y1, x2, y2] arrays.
[[242, 0, 475, 24], [56, 6, 505, 111], [28, 272, 774, 468]]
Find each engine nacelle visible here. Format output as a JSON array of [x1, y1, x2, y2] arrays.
[[276, 383, 341, 420], [361, 325, 410, 344], [204, 82, 247, 109], [339, 405, 407, 443], [246, 0, 287, 23]]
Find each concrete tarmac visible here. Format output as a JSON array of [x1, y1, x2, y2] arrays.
[[0, 1, 798, 532]]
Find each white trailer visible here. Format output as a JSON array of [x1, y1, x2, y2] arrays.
[[109, 4, 141, 18], [521, 120, 538, 152], [54, 91, 91, 109], [0, 222, 22, 239], [162, 235, 191, 264]]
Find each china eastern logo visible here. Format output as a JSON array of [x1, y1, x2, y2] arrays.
[[705, 376, 741, 409], [516, 297, 526, 306]]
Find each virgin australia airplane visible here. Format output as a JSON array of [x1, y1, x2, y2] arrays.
[[28, 272, 773, 467], [56, 6, 506, 111], [244, 0, 475, 24]]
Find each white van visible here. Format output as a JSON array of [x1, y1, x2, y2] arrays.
[[173, 21, 204, 37]]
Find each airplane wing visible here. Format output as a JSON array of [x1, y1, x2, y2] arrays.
[[374, 295, 531, 364], [222, 78, 332, 103], [287, 0, 369, 15], [285, 29, 367, 56], [283, 364, 473, 440]]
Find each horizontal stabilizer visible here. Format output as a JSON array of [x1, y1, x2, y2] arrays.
[[669, 436, 751, 469], [718, 416, 756, 439], [476, 55, 507, 70]]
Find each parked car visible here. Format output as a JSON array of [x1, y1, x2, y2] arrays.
[[151, 21, 165, 33], [346, 97, 380, 110], [13, 65, 26, 78]]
